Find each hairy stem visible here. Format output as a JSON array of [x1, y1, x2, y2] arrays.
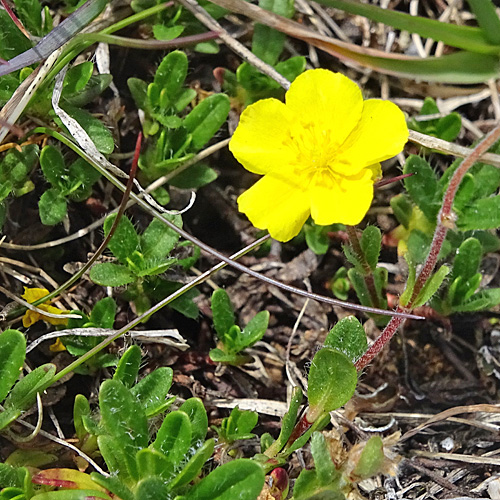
[[356, 122, 500, 371]]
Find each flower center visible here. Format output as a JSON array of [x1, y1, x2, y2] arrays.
[[286, 122, 347, 187]]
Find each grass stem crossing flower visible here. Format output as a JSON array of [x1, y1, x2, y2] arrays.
[[21, 287, 68, 328], [229, 69, 408, 242]]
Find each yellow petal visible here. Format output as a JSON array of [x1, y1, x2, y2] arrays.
[[49, 338, 67, 352], [229, 98, 296, 175], [238, 174, 310, 242], [21, 287, 49, 303], [309, 169, 374, 226], [22, 310, 41, 328], [39, 304, 68, 326], [337, 99, 408, 169], [285, 69, 363, 148]]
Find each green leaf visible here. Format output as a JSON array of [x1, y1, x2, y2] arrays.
[[307, 348, 357, 421], [154, 50, 188, 105], [436, 112, 462, 142], [103, 214, 140, 263], [113, 345, 141, 388], [143, 279, 200, 319], [13, 0, 42, 35], [73, 394, 91, 442], [59, 105, 114, 154], [0, 407, 21, 431], [457, 195, 500, 231], [89, 262, 136, 287], [453, 288, 500, 312], [304, 223, 330, 255], [330, 267, 349, 301], [39, 189, 67, 225], [136, 449, 173, 480], [90, 297, 116, 329], [40, 145, 67, 189], [152, 411, 192, 467], [133, 477, 169, 500], [361, 225, 381, 271], [0, 74, 19, 105], [169, 439, 215, 490], [194, 40, 219, 54], [183, 94, 230, 150], [414, 265, 450, 307], [252, 0, 294, 65], [4, 363, 56, 412], [263, 386, 302, 458], [185, 459, 264, 500], [153, 24, 184, 41], [169, 163, 218, 189], [130, 367, 173, 418], [240, 311, 269, 349], [211, 289, 235, 337], [209, 348, 248, 365], [141, 216, 181, 260], [404, 155, 440, 222], [128, 77, 148, 110], [274, 56, 306, 82], [68, 158, 101, 202], [324, 316, 367, 363], [99, 379, 148, 480], [0, 330, 26, 403], [466, 0, 500, 45], [0, 11, 32, 61], [63, 62, 94, 95], [319, 0, 497, 54], [89, 474, 133, 500], [97, 435, 134, 481], [310, 432, 339, 486], [451, 237, 482, 281], [224, 407, 258, 441], [179, 398, 208, 445], [64, 74, 112, 108], [352, 436, 385, 480]]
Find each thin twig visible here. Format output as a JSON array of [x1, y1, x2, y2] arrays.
[[409, 130, 500, 167]]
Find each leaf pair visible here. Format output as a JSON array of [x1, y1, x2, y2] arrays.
[[209, 288, 269, 365], [90, 213, 181, 287]]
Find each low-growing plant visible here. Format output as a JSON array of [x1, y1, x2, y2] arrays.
[[61, 297, 118, 374], [221, 0, 306, 105], [128, 50, 230, 189], [89, 212, 199, 317], [209, 288, 269, 365], [0, 317, 397, 500]]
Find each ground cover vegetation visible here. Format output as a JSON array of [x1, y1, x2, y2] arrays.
[[1, 0, 500, 498]]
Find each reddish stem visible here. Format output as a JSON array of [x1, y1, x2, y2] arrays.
[[284, 414, 312, 450], [356, 123, 500, 371]]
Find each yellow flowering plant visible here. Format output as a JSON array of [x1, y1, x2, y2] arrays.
[[21, 287, 68, 328], [229, 69, 409, 242]]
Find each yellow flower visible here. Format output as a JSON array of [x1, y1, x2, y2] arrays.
[[229, 69, 408, 242], [21, 287, 68, 328]]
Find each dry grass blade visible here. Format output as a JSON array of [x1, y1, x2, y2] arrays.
[[401, 404, 500, 441]]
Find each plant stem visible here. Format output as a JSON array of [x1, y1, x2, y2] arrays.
[[345, 225, 380, 309], [356, 122, 500, 371]]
